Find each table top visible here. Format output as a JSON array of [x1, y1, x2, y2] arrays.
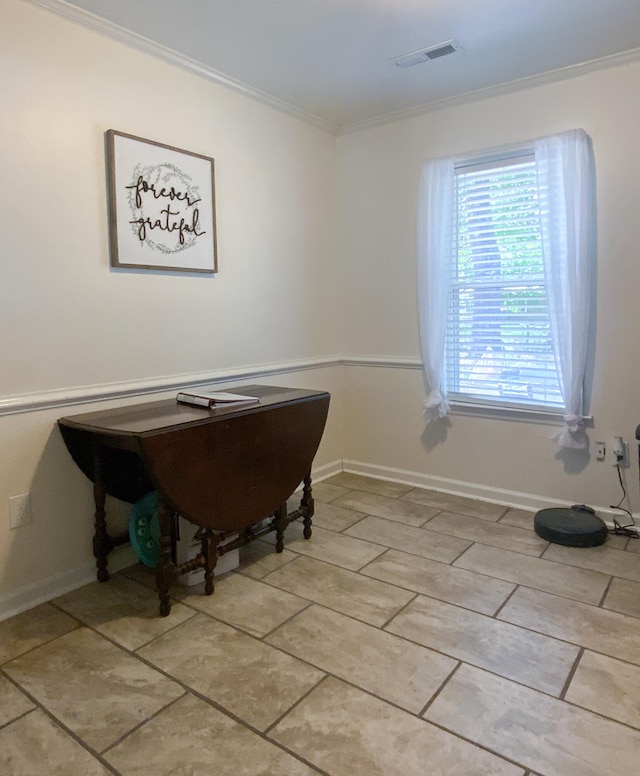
[[57, 384, 331, 529], [58, 384, 329, 437]]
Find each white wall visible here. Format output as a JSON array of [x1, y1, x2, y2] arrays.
[[0, 0, 343, 612], [4, 0, 640, 617], [3, 2, 341, 395], [337, 61, 640, 513]]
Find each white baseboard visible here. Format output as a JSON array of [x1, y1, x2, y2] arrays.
[[311, 459, 344, 483], [599, 512, 640, 531], [342, 459, 640, 524], [4, 456, 636, 622], [0, 461, 343, 623], [0, 545, 137, 623]]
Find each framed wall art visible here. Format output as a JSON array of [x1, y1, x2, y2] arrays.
[[106, 130, 217, 273]]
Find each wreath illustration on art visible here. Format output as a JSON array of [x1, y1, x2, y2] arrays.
[[125, 162, 206, 255]]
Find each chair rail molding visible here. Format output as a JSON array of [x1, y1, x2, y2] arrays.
[[0, 356, 420, 416]]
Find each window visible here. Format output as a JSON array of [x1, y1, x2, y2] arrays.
[[448, 153, 563, 408], [417, 130, 594, 448]]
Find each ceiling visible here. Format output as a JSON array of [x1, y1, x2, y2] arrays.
[[38, 0, 640, 131]]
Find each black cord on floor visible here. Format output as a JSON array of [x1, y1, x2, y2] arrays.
[[608, 463, 638, 538]]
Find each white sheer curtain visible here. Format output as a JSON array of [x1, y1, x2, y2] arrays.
[[417, 130, 594, 444], [535, 129, 594, 449], [416, 158, 455, 422]]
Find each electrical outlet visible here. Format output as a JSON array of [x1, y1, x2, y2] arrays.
[[9, 493, 31, 529], [612, 436, 629, 468], [595, 441, 606, 461]]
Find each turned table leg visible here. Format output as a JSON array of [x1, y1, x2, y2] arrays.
[[274, 503, 288, 552], [92, 447, 110, 582], [155, 497, 177, 617], [301, 473, 314, 540], [201, 528, 218, 596]]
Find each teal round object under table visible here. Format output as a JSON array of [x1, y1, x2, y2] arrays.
[[128, 491, 160, 568]]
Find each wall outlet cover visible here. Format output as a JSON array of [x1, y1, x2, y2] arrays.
[[9, 494, 32, 529]]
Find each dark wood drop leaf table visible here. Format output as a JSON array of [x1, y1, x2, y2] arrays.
[[58, 385, 330, 615]]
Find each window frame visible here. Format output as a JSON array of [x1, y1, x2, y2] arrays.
[[445, 147, 565, 416]]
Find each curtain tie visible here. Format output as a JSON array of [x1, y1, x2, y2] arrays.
[[423, 389, 449, 423], [555, 414, 587, 450]]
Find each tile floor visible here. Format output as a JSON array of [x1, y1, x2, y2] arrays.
[[2, 473, 640, 775]]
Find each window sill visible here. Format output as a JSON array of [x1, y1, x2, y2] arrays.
[[449, 400, 593, 427]]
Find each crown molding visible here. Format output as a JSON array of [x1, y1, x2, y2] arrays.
[[22, 0, 640, 135], [26, 1, 640, 137], [339, 46, 640, 135], [26, 0, 337, 134]]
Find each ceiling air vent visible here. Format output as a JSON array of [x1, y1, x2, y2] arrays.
[[390, 39, 462, 69]]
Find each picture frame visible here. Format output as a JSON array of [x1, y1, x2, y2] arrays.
[[106, 130, 217, 273]]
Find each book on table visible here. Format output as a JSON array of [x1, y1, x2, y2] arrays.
[[176, 390, 261, 408]]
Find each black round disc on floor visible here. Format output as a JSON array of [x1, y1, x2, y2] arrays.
[[534, 507, 607, 547]]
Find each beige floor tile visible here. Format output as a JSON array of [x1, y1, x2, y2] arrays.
[[138, 614, 324, 731], [237, 542, 298, 579], [425, 511, 549, 556], [264, 555, 414, 626], [565, 650, 640, 728], [0, 710, 111, 776], [311, 481, 352, 503], [386, 595, 578, 695], [425, 663, 640, 776], [333, 490, 438, 526], [285, 489, 306, 511], [0, 674, 34, 727], [346, 515, 471, 563], [0, 603, 78, 664], [118, 562, 157, 589], [402, 488, 507, 521], [603, 576, 640, 618], [603, 533, 630, 550], [270, 524, 386, 570], [8, 472, 640, 774], [499, 586, 640, 665], [309, 500, 366, 532], [625, 536, 640, 553], [267, 604, 456, 713], [326, 473, 414, 498], [106, 693, 316, 775], [498, 508, 536, 530], [4, 628, 183, 752], [454, 543, 610, 605], [361, 548, 515, 615], [268, 517, 306, 542], [543, 542, 640, 582], [173, 573, 310, 637], [270, 676, 523, 776], [53, 575, 196, 650]]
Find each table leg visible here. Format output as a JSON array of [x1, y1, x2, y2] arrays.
[[201, 529, 218, 596], [92, 448, 110, 582], [274, 503, 288, 552], [302, 474, 314, 540], [155, 497, 176, 616]]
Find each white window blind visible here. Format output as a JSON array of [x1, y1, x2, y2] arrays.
[[446, 154, 564, 409]]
